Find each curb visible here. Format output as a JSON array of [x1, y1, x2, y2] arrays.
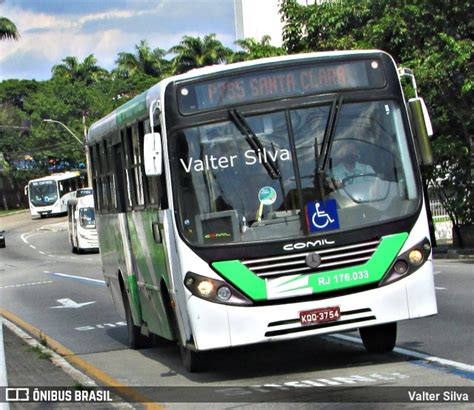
[[0, 210, 28, 217], [1, 310, 162, 409]]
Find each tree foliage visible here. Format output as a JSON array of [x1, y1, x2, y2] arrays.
[[115, 40, 171, 79], [52, 55, 108, 86], [232, 35, 286, 62], [0, 16, 19, 40], [169, 34, 233, 74]]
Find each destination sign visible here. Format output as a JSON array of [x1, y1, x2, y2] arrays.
[[178, 59, 385, 114]]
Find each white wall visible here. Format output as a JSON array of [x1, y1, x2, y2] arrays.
[[234, 0, 324, 47], [234, 0, 283, 46]]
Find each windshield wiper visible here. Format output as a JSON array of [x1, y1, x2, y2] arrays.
[[316, 95, 343, 197], [229, 109, 281, 180]]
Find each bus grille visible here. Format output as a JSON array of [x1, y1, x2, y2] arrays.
[[242, 239, 380, 279]]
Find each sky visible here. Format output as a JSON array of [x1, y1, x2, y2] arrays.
[[0, 0, 239, 81]]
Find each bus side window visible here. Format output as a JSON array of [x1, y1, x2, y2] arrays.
[[99, 141, 110, 211], [106, 140, 117, 210], [124, 127, 135, 209], [91, 144, 102, 213], [131, 124, 145, 208], [112, 131, 127, 213]]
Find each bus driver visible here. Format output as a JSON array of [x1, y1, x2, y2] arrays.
[[330, 144, 375, 189]]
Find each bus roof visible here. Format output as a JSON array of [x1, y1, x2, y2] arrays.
[[68, 193, 94, 208], [28, 171, 81, 184], [87, 49, 390, 145]]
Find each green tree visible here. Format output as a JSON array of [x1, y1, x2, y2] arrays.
[[115, 40, 170, 79], [232, 35, 286, 62], [52, 54, 108, 85], [0, 16, 19, 40], [169, 34, 232, 74]]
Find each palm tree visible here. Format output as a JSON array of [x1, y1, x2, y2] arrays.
[[169, 34, 232, 74], [52, 54, 108, 85], [115, 40, 170, 78], [232, 35, 285, 62], [0, 16, 20, 40]]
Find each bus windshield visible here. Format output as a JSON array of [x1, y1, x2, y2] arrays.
[[172, 99, 419, 246], [29, 180, 58, 206], [79, 207, 96, 228]]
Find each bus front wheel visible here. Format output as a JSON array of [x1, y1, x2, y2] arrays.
[[180, 346, 203, 373], [122, 288, 151, 349], [359, 322, 397, 354]]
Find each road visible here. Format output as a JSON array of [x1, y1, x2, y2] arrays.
[[1, 211, 473, 405]]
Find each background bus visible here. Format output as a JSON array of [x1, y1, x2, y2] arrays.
[[67, 189, 98, 253], [88, 50, 436, 372], [26, 171, 85, 219]]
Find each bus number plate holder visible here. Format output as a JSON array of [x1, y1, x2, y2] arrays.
[[299, 306, 341, 326]]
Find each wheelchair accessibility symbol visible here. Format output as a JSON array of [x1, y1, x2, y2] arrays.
[[305, 199, 340, 233]]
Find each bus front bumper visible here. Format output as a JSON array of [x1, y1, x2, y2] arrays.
[[186, 261, 437, 351]]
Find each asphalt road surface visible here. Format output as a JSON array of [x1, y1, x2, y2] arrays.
[[1, 211, 473, 406]]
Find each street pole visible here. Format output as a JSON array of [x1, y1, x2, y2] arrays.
[[82, 115, 93, 187], [43, 119, 92, 187]]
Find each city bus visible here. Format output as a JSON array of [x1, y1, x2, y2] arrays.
[[87, 50, 437, 372], [26, 171, 85, 219], [67, 188, 99, 253]]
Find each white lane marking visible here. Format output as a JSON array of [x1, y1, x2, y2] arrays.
[[39, 222, 68, 232], [29, 245, 36, 250], [0, 281, 53, 289], [435, 287, 446, 290], [43, 270, 51, 273], [330, 334, 474, 373], [434, 270, 442, 275], [50, 298, 96, 309], [38, 251, 45, 255], [75, 321, 127, 331], [20, 233, 29, 244], [52, 272, 105, 284]]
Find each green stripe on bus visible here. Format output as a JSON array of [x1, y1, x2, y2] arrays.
[[212, 232, 408, 301], [212, 259, 267, 300], [127, 274, 142, 320], [116, 91, 147, 125]]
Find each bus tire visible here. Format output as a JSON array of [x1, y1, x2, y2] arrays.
[[359, 322, 397, 354], [70, 236, 77, 253], [180, 346, 203, 373], [121, 288, 150, 349]]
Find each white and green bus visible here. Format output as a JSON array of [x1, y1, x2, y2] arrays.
[[87, 50, 437, 371]]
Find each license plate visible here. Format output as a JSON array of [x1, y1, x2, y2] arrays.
[[299, 306, 341, 326]]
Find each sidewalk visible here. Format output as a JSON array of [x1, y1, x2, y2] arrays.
[[432, 238, 474, 260], [1, 321, 127, 409]]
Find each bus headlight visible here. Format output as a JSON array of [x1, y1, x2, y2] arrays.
[[216, 286, 232, 302], [184, 272, 252, 306], [408, 249, 424, 265], [381, 238, 431, 285], [197, 280, 213, 297]]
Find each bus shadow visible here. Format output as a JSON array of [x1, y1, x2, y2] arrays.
[[138, 334, 409, 382]]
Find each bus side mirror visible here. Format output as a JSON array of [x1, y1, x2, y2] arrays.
[[408, 97, 433, 166], [24, 185, 28, 196], [144, 132, 163, 176]]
